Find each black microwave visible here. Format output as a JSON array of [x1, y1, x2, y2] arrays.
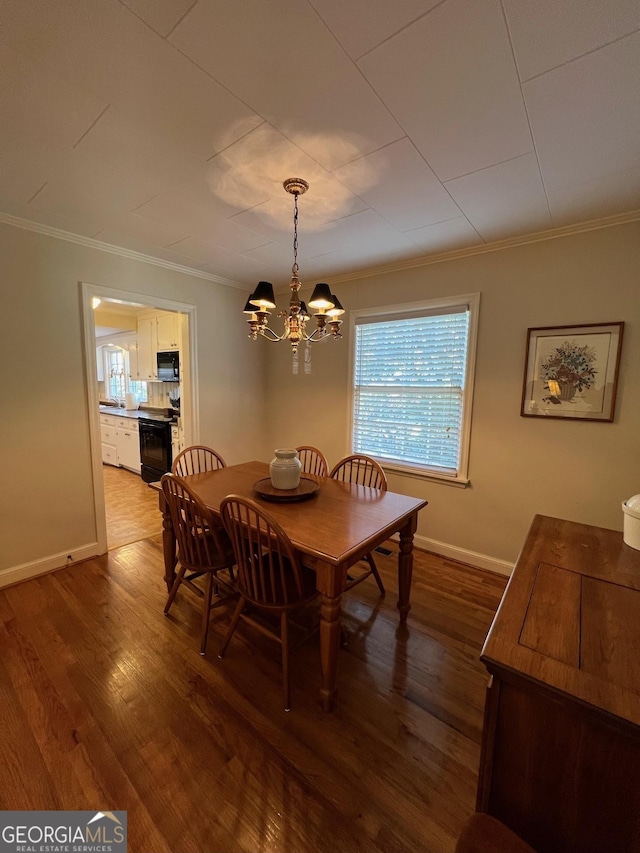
[[157, 350, 179, 382]]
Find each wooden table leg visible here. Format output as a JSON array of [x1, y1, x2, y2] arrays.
[[157, 491, 177, 592], [315, 561, 344, 712], [397, 512, 417, 623]]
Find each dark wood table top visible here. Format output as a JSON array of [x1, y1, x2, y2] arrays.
[[153, 460, 427, 567]]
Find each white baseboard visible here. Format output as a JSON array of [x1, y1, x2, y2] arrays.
[[2, 534, 513, 591], [0, 542, 102, 589], [388, 533, 513, 577], [415, 534, 513, 576]]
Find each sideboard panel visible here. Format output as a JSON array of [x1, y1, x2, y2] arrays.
[[477, 514, 640, 853]]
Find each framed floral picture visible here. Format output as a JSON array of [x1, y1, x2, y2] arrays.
[[521, 322, 624, 421]]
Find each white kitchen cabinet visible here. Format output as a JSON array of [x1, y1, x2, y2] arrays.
[[171, 424, 184, 464], [156, 313, 180, 350], [100, 413, 140, 473], [136, 317, 157, 380], [128, 338, 139, 381], [100, 414, 118, 466], [116, 418, 140, 473], [102, 443, 118, 466]]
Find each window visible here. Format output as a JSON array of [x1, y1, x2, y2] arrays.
[[350, 294, 479, 484], [103, 347, 148, 403], [106, 347, 126, 400]]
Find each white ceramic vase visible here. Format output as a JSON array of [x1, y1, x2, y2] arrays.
[[270, 449, 302, 490]]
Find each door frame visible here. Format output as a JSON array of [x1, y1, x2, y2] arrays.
[[80, 281, 199, 554]]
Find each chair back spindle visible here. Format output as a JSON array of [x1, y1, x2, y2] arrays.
[[172, 445, 226, 477], [329, 454, 387, 491], [295, 446, 329, 477], [221, 496, 306, 609]]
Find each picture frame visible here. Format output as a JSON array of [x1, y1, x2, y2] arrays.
[[521, 322, 624, 421]]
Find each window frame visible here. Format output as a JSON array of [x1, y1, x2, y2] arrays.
[[348, 293, 480, 486], [102, 345, 148, 404]]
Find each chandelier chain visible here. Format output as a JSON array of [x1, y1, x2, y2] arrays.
[[292, 192, 299, 276]]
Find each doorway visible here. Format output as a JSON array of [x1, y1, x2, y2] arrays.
[[81, 282, 198, 555]]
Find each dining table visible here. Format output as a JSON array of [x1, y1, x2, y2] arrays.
[[151, 460, 428, 711]]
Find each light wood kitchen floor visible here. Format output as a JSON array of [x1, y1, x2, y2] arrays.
[[103, 464, 161, 549], [0, 532, 506, 853]]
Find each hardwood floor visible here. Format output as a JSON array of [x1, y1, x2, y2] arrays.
[[0, 534, 506, 853], [103, 464, 161, 549]]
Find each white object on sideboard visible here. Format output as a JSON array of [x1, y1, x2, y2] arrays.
[[622, 494, 640, 551]]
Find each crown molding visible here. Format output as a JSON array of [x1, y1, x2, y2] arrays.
[[3, 207, 639, 294], [323, 209, 640, 285], [0, 212, 245, 289]]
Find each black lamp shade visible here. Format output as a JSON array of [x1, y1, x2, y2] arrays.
[[308, 282, 334, 310], [243, 295, 257, 313], [250, 281, 276, 309], [299, 300, 310, 319], [327, 294, 344, 317]]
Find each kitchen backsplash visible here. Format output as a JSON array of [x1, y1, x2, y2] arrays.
[[97, 380, 179, 408]]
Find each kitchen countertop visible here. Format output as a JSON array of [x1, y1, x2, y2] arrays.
[[99, 405, 175, 423]]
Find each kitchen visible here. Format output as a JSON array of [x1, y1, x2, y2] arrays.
[[94, 298, 189, 545]]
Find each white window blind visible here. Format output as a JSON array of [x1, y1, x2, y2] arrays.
[[353, 306, 471, 477]]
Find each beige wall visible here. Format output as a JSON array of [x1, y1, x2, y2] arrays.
[[3, 219, 639, 581], [2, 223, 266, 577], [265, 222, 640, 569]]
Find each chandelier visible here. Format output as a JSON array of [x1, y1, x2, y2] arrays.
[[243, 178, 344, 354]]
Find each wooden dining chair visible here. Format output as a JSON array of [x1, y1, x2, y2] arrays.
[[329, 454, 388, 595], [219, 495, 319, 711], [295, 445, 329, 477], [161, 473, 236, 655], [172, 445, 226, 477]]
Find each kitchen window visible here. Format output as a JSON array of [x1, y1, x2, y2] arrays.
[[104, 347, 148, 403], [350, 293, 479, 484]]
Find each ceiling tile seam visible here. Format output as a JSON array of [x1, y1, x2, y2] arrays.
[[402, 214, 481, 235], [406, 142, 469, 224], [116, 0, 268, 180], [403, 222, 483, 249], [498, 0, 552, 222], [121, 0, 385, 183], [323, 177, 480, 245], [297, 0, 407, 150], [519, 26, 640, 85], [162, 42, 271, 145], [351, 0, 450, 63], [168, 233, 273, 258], [131, 195, 159, 214], [328, 136, 469, 230], [26, 182, 48, 205], [305, 0, 358, 64], [164, 0, 200, 39], [114, 0, 169, 38], [205, 120, 267, 162], [443, 150, 534, 185], [328, 135, 409, 172], [72, 103, 112, 150]]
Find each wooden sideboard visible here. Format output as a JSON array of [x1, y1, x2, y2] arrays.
[[477, 514, 640, 853]]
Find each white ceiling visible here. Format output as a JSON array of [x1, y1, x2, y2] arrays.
[[2, 0, 639, 290]]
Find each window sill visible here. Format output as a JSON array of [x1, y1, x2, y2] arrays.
[[382, 462, 470, 488]]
